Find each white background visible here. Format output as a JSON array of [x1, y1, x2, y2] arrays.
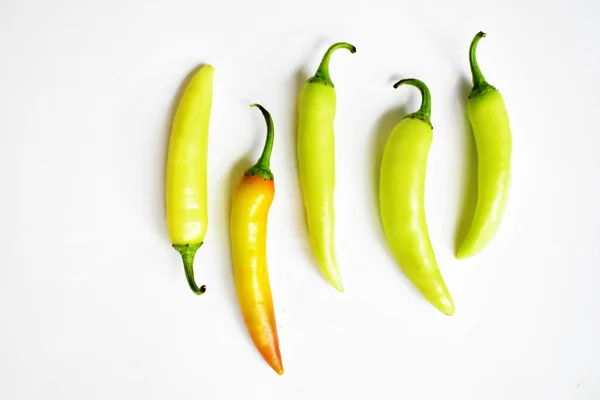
[[1, 0, 599, 399]]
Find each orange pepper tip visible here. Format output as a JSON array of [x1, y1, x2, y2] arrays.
[[258, 344, 284, 375], [268, 357, 284, 376]]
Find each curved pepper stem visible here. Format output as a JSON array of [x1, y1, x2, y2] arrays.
[[393, 78, 432, 127], [245, 104, 275, 181], [309, 42, 356, 87], [173, 243, 206, 295], [469, 31, 496, 98]]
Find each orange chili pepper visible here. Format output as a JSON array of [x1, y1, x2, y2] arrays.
[[230, 104, 283, 375]]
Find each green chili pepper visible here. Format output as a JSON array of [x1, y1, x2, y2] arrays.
[[379, 78, 454, 315], [456, 32, 512, 259], [297, 42, 356, 292]]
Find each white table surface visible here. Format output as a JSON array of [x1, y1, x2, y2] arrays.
[[1, 0, 599, 399]]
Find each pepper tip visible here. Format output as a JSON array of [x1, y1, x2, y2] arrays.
[[332, 281, 344, 292], [437, 297, 455, 316], [324, 272, 344, 292], [267, 357, 284, 375], [456, 245, 473, 260]]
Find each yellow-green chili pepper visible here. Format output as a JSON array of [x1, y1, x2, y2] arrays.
[[379, 78, 454, 316], [166, 65, 214, 294], [457, 32, 512, 259], [297, 42, 355, 292]]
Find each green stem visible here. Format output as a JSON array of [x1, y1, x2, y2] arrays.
[[245, 104, 275, 180], [468, 31, 496, 98], [173, 243, 206, 295], [393, 78, 432, 127], [309, 42, 356, 87]]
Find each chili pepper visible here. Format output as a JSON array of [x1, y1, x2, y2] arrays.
[[379, 78, 455, 316], [165, 65, 214, 295], [297, 42, 356, 292], [456, 32, 512, 259], [230, 104, 283, 375]]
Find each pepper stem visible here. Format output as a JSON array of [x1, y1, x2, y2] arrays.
[[173, 243, 206, 295], [393, 78, 432, 127], [245, 104, 275, 180], [309, 42, 356, 87], [468, 31, 496, 98]]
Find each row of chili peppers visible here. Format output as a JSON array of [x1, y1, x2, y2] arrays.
[[165, 31, 512, 375]]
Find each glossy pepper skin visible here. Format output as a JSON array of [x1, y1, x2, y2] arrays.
[[457, 32, 512, 259], [297, 42, 355, 292], [379, 79, 454, 316], [231, 104, 283, 375], [166, 65, 214, 294]]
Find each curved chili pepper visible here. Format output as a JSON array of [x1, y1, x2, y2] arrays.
[[297, 42, 356, 292], [230, 104, 283, 375], [379, 78, 455, 316], [166, 65, 214, 295], [457, 32, 512, 259]]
